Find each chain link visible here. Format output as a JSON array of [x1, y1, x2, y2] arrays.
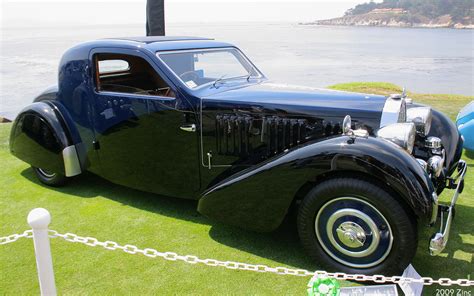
[[2, 229, 473, 287], [46, 230, 473, 287], [0, 230, 32, 245]]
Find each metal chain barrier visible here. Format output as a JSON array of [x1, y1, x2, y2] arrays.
[[0, 230, 32, 245], [2, 229, 473, 287]]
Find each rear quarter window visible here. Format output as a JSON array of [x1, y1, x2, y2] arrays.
[[98, 59, 130, 74]]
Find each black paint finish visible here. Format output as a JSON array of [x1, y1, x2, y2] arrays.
[[198, 135, 434, 232], [10, 102, 70, 174], [9, 38, 463, 233]]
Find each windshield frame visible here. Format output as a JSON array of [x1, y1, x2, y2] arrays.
[[156, 47, 265, 91]]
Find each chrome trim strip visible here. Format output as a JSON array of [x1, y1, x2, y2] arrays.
[[429, 160, 467, 255], [62, 145, 82, 177], [38, 168, 56, 178], [180, 124, 196, 132], [96, 90, 176, 101]]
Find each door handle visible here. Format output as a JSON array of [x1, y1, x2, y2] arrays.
[[180, 124, 196, 132]]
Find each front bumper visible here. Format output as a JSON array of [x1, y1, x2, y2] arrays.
[[429, 160, 468, 255]]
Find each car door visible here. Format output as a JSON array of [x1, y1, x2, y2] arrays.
[[90, 48, 200, 199]]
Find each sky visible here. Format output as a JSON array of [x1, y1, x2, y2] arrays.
[[0, 0, 373, 28]]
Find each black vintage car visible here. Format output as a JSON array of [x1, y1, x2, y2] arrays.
[[9, 36, 467, 275]]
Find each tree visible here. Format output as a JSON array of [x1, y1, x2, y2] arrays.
[[343, 0, 474, 23]]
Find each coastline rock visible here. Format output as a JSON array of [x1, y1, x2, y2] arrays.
[[302, 13, 473, 29], [0, 116, 12, 123]]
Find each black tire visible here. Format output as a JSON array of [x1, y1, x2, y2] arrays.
[[297, 177, 417, 276], [32, 167, 67, 187]]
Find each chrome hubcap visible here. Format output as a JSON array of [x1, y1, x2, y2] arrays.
[[326, 208, 381, 258], [315, 197, 393, 268], [336, 221, 366, 248]]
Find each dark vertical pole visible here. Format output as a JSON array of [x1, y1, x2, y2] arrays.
[[146, 0, 165, 36]]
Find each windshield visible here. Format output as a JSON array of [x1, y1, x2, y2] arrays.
[[157, 48, 262, 89]]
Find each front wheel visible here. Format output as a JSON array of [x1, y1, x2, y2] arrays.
[[32, 167, 67, 187], [297, 177, 417, 275]]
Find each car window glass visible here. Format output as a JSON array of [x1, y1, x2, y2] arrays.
[[194, 51, 248, 79], [98, 60, 130, 74], [95, 53, 175, 98], [158, 48, 261, 89]]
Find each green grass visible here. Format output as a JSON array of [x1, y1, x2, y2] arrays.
[[329, 82, 473, 120], [1, 82, 473, 295]]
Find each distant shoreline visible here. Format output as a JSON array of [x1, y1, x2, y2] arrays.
[[303, 14, 473, 30], [299, 24, 473, 30], [301, 21, 474, 30]]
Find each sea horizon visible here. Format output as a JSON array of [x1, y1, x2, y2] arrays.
[[1, 22, 473, 119]]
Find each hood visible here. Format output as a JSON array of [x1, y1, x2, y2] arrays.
[[203, 82, 387, 133], [205, 82, 386, 111], [200, 82, 389, 168]]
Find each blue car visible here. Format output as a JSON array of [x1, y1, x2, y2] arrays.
[[8, 36, 468, 275], [457, 101, 474, 151]]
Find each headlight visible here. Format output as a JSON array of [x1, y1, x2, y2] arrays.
[[407, 107, 432, 136], [377, 122, 416, 154], [427, 155, 444, 177]]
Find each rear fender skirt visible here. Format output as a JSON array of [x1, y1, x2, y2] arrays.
[[197, 136, 434, 232], [9, 102, 83, 177]]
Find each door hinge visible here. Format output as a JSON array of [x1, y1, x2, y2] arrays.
[[93, 140, 100, 150], [180, 124, 196, 132]]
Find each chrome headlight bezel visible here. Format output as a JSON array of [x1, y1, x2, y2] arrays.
[[407, 107, 432, 136], [427, 155, 444, 177], [377, 122, 416, 154]]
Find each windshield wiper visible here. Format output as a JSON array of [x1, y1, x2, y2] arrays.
[[213, 74, 227, 88], [213, 74, 255, 88], [247, 72, 255, 82]]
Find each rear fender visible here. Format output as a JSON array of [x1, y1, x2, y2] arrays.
[[9, 101, 83, 177], [197, 136, 435, 232]]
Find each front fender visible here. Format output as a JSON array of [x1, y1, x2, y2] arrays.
[[9, 101, 82, 177], [430, 108, 463, 175], [197, 136, 435, 232]]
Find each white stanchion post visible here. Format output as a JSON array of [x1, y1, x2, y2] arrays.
[[27, 208, 57, 296]]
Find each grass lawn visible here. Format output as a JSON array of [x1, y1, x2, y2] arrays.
[[1, 82, 473, 295]]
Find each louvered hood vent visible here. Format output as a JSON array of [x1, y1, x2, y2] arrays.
[[215, 115, 310, 157]]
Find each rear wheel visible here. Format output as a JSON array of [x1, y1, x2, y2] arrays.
[[32, 167, 67, 187], [297, 177, 417, 275]]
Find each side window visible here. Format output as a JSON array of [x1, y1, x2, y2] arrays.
[[95, 53, 175, 98], [98, 59, 130, 74]]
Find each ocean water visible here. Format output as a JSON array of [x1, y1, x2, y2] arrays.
[[1, 22, 473, 119]]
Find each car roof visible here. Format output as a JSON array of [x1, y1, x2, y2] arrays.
[[107, 36, 212, 44], [101, 36, 235, 52]]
